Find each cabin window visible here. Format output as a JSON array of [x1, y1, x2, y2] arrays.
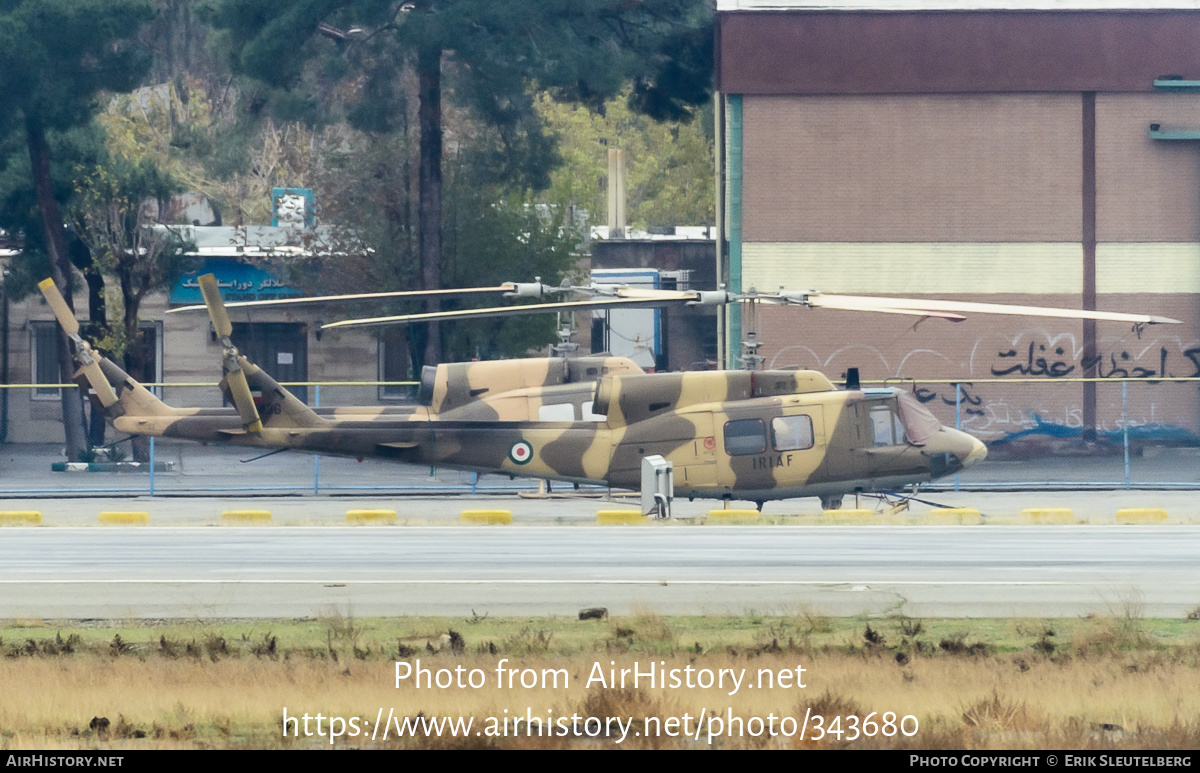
[[896, 391, 942, 446], [724, 418, 766, 455], [869, 404, 906, 446], [772, 415, 814, 451], [537, 403, 575, 422]]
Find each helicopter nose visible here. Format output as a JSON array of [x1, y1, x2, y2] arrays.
[[940, 429, 987, 473], [962, 436, 987, 469], [928, 429, 988, 479]]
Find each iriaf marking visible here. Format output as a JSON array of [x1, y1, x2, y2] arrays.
[[752, 453, 794, 470]]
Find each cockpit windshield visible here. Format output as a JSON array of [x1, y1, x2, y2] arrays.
[[896, 391, 943, 446]]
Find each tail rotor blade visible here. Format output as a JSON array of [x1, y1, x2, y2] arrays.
[[78, 361, 120, 408], [196, 274, 262, 432], [198, 274, 233, 339], [38, 278, 119, 407], [225, 368, 263, 433], [37, 278, 80, 337]]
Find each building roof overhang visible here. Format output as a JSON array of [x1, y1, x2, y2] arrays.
[[717, 3, 1200, 94]]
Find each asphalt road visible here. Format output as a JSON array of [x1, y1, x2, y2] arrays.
[[5, 442, 1200, 621], [2, 525, 1195, 619]]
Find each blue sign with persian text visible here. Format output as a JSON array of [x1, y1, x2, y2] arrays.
[[170, 258, 304, 305]]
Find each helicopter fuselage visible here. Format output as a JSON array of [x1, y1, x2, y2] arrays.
[[110, 362, 984, 504]]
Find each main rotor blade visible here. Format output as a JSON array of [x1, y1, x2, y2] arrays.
[[321, 297, 690, 330], [167, 284, 525, 314], [198, 274, 233, 338], [611, 288, 700, 301], [800, 293, 1182, 325], [570, 283, 701, 301], [825, 306, 967, 321], [37, 278, 119, 407]]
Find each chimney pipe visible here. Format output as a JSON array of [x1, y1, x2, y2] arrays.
[[607, 149, 626, 238]]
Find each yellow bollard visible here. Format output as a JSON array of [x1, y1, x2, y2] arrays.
[[221, 510, 272, 525], [1115, 508, 1168, 524], [98, 512, 149, 525], [596, 510, 645, 525], [346, 509, 398, 525], [1020, 508, 1075, 524], [925, 508, 983, 525], [0, 511, 42, 525], [461, 510, 513, 525]]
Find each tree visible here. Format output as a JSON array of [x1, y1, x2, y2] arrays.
[[440, 156, 584, 361], [68, 157, 191, 459], [296, 109, 582, 366], [70, 158, 190, 381], [0, 0, 157, 458], [204, 0, 713, 368], [536, 89, 714, 230]]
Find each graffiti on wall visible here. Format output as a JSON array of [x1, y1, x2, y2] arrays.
[[769, 330, 1200, 442], [989, 342, 1200, 380]]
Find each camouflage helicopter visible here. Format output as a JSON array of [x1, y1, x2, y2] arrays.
[[38, 274, 1179, 515]]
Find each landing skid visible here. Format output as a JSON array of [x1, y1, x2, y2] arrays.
[[871, 493, 911, 517], [517, 480, 616, 500], [860, 487, 959, 514]]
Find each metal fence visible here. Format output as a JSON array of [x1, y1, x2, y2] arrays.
[[2, 377, 1200, 496]]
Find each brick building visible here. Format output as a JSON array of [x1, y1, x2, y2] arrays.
[[715, 0, 1200, 442]]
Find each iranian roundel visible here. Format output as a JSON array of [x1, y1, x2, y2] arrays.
[[508, 440, 533, 465]]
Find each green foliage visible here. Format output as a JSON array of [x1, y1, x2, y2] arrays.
[[72, 159, 176, 256], [627, 12, 715, 123], [98, 81, 216, 193], [204, 0, 712, 117], [0, 0, 161, 300], [202, 0, 713, 367], [0, 0, 157, 133], [96, 78, 330, 226], [203, 0, 714, 210], [441, 182, 583, 360], [295, 127, 581, 362], [536, 90, 714, 229], [291, 127, 418, 302], [0, 123, 107, 296]]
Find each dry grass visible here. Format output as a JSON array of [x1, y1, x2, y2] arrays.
[[2, 615, 1200, 749]]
